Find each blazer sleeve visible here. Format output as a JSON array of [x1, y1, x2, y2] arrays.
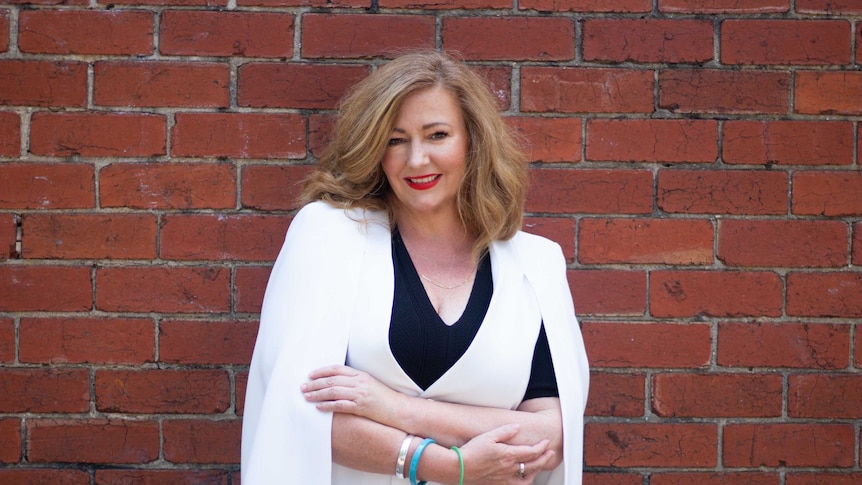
[[241, 202, 368, 484], [514, 232, 589, 485]]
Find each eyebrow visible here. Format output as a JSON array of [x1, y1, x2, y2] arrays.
[[392, 122, 452, 133]]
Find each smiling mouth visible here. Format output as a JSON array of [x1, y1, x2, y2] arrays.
[[405, 174, 441, 190]]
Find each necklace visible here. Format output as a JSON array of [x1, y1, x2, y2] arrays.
[[419, 271, 474, 290]]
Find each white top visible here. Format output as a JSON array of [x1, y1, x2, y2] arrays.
[[242, 201, 589, 484]]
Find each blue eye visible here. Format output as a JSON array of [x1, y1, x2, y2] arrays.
[[430, 131, 448, 140], [388, 138, 406, 146]]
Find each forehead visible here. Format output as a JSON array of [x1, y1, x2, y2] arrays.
[[394, 87, 464, 124]]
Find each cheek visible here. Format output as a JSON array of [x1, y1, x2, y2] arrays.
[[381, 153, 400, 184]]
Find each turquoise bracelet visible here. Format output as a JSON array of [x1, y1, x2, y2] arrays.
[[409, 438, 436, 485]]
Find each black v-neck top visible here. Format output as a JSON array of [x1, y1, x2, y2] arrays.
[[388, 229, 558, 400]]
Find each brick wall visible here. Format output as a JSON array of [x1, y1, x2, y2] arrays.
[[1, 0, 860, 483]]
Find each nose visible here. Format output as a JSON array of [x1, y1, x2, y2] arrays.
[[406, 139, 427, 167]]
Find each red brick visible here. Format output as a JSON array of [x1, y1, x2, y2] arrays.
[[585, 372, 645, 417], [507, 116, 582, 163], [113, 0, 224, 5], [0, 61, 87, 107], [796, 71, 862, 115], [789, 374, 862, 418], [238, 63, 369, 109], [651, 270, 784, 318], [0, 10, 8, 52], [651, 473, 778, 485], [235, 266, 271, 313], [96, 369, 230, 413], [97, 266, 230, 313], [579, 218, 713, 265], [583, 473, 643, 485], [0, 470, 90, 484], [787, 272, 862, 318], [163, 419, 241, 463], [522, 216, 576, 262], [19, 317, 155, 365], [0, 265, 91, 312], [0, 318, 13, 362], [475, 66, 513, 109], [235, 371, 248, 415], [160, 214, 289, 261], [787, 474, 862, 485], [27, 419, 160, 464], [0, 418, 20, 462], [160, 320, 257, 365], [19, 10, 152, 55], [722, 20, 850, 65], [724, 424, 854, 467], [160, 11, 293, 57], [1, 0, 87, 4], [443, 17, 574, 61], [30, 112, 166, 158], [0, 163, 94, 209], [797, 0, 862, 13], [0, 368, 89, 413], [172, 113, 305, 159], [527, 168, 653, 214], [854, 223, 862, 266], [23, 213, 157, 260], [657, 169, 788, 215], [240, 164, 313, 211], [522, 67, 653, 113], [568, 270, 647, 315], [718, 219, 848, 268], [583, 322, 711, 368], [520, 0, 650, 12], [94, 61, 229, 108], [587, 119, 718, 163], [653, 373, 782, 418], [0, 111, 19, 156], [859, 24, 862, 64], [723, 120, 853, 166], [857, 329, 861, 369], [96, 470, 230, 485], [793, 171, 862, 216], [0, 214, 14, 260], [584, 19, 713, 63], [383, 0, 508, 8], [240, 0, 364, 6], [100, 162, 236, 210], [718, 322, 850, 370], [659, 0, 788, 13], [660, 69, 790, 114], [586, 423, 717, 467], [302, 14, 433, 59], [309, 113, 336, 158]]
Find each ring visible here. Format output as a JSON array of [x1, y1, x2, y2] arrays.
[[516, 462, 526, 479]]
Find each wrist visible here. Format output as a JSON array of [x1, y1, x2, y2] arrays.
[[413, 443, 462, 485]]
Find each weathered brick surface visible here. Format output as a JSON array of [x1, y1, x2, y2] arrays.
[[2, 2, 858, 481]]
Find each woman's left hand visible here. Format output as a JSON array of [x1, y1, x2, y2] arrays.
[[301, 364, 404, 423]]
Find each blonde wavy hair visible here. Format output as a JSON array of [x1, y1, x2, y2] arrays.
[[299, 50, 528, 258]]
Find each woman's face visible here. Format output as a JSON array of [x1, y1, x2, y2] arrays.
[[382, 86, 469, 222]]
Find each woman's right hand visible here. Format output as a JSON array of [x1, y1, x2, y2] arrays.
[[458, 424, 555, 484]]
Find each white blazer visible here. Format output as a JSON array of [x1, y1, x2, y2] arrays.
[[242, 201, 589, 484]]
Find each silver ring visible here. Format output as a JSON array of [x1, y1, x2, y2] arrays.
[[516, 462, 526, 479]]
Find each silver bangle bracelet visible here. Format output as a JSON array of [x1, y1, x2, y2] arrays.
[[395, 434, 414, 479]]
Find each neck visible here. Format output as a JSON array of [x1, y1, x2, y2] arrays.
[[394, 208, 476, 265]]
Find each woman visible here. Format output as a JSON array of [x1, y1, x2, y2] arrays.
[[241, 51, 589, 484]]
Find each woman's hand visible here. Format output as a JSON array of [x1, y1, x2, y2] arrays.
[[301, 364, 404, 424], [458, 424, 554, 484]]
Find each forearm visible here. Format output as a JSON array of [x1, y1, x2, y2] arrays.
[[392, 396, 562, 461], [332, 413, 461, 483]]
